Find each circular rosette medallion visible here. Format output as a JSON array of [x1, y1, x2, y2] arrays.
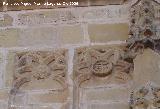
[[91, 60, 113, 77]]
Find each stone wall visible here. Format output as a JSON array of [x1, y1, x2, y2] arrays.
[[0, 0, 160, 109]]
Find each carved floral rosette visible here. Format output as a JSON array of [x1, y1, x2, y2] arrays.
[[73, 45, 134, 109]]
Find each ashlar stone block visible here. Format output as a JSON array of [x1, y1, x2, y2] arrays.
[[28, 90, 69, 104], [59, 25, 84, 44], [87, 103, 129, 109], [0, 14, 13, 27], [133, 49, 160, 87], [0, 28, 20, 47], [88, 23, 129, 42], [19, 27, 58, 47], [17, 10, 78, 26]]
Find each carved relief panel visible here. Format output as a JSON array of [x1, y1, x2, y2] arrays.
[[130, 84, 160, 109], [8, 49, 69, 109], [73, 45, 134, 109], [127, 0, 160, 53]]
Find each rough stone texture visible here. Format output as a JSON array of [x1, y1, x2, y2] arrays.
[[89, 0, 125, 5], [11, 49, 68, 91], [0, 89, 9, 102], [17, 11, 59, 25], [86, 103, 129, 109], [5, 51, 14, 88], [0, 52, 3, 88], [88, 23, 129, 43], [19, 27, 58, 47], [130, 84, 160, 109], [0, 89, 9, 109], [0, 1, 159, 109], [17, 10, 78, 26], [27, 105, 54, 109], [83, 87, 129, 102], [133, 49, 160, 87], [59, 25, 84, 44], [0, 28, 20, 47], [7, 49, 69, 109], [73, 45, 134, 109], [0, 14, 13, 27], [73, 45, 133, 86], [7, 0, 46, 11], [28, 91, 69, 104], [82, 5, 129, 21]]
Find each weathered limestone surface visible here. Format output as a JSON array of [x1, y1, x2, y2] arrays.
[[0, 14, 13, 27], [82, 5, 129, 21], [59, 25, 84, 44], [73, 45, 134, 109], [130, 84, 160, 109], [6, 49, 69, 109], [88, 23, 129, 42], [133, 49, 160, 87], [10, 49, 68, 90], [86, 103, 129, 109], [19, 27, 58, 47], [0, 0, 159, 109], [0, 28, 20, 47], [17, 10, 78, 26], [28, 91, 69, 104], [83, 87, 129, 102]]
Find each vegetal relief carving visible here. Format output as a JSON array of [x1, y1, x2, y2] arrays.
[[130, 84, 160, 109], [73, 46, 134, 109], [128, 0, 160, 54], [8, 50, 68, 109], [12, 50, 68, 92]]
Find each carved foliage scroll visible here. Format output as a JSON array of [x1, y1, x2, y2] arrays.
[[12, 50, 68, 93], [130, 84, 160, 109], [74, 46, 134, 86], [73, 45, 134, 109], [8, 50, 68, 109], [128, 0, 160, 53]]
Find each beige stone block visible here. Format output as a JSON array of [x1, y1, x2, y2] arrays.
[[28, 91, 69, 104], [17, 10, 78, 25], [5, 51, 16, 88], [0, 89, 9, 102], [89, 0, 124, 5], [88, 23, 129, 42], [59, 25, 84, 44], [0, 52, 3, 88], [27, 105, 54, 109], [133, 49, 160, 87], [88, 103, 129, 109], [7, 0, 46, 11], [83, 87, 129, 102], [17, 11, 59, 25], [10, 92, 26, 106], [0, 28, 20, 47], [0, 14, 13, 27], [0, 103, 7, 109], [19, 27, 58, 46]]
